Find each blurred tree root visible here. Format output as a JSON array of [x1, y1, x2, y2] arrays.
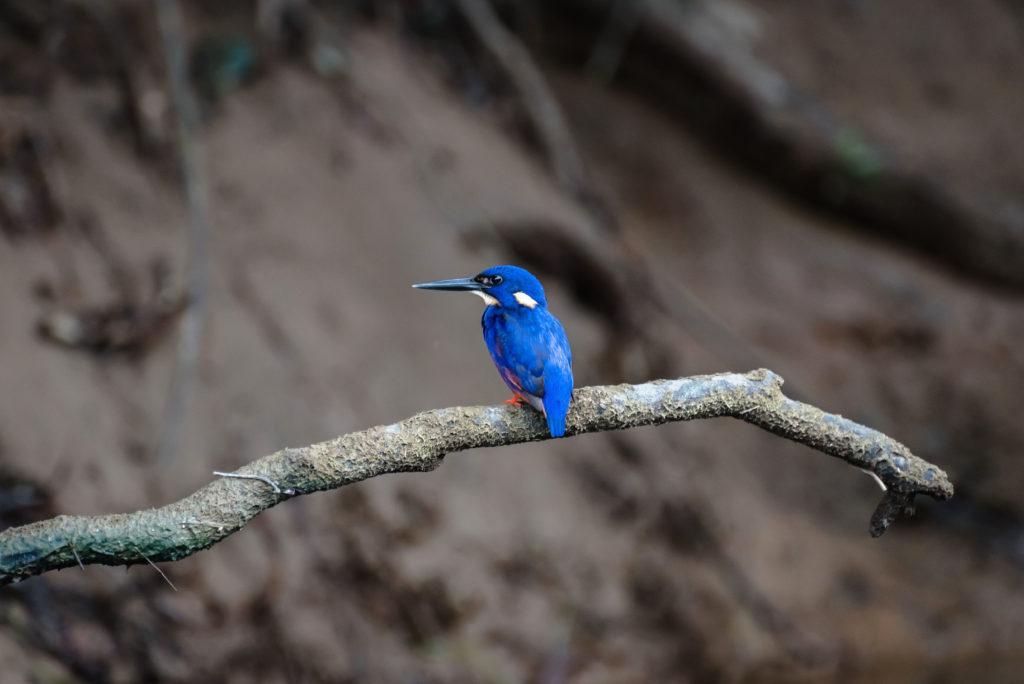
[[547, 0, 1024, 290], [0, 126, 62, 238], [0, 370, 952, 586], [451, 0, 616, 232], [154, 0, 213, 469]]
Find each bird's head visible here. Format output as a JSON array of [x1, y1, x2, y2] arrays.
[[413, 265, 547, 309]]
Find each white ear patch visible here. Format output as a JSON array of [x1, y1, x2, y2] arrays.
[[513, 291, 538, 309], [471, 290, 500, 306]]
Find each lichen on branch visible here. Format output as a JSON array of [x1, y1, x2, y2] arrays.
[[0, 370, 953, 586]]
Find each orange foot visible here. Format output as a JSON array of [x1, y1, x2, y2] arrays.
[[504, 395, 526, 406]]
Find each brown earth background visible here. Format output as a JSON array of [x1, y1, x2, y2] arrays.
[[1, 1, 1023, 682]]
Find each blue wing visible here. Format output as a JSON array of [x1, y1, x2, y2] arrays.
[[483, 308, 573, 437]]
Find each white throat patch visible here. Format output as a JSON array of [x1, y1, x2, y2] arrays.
[[471, 290, 500, 306], [513, 291, 539, 309]]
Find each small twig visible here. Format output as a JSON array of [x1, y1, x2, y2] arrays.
[[861, 468, 888, 492], [68, 542, 85, 571], [870, 490, 916, 538], [132, 545, 178, 591], [213, 471, 295, 496]]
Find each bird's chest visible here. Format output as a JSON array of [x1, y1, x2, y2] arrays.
[[482, 309, 545, 360]]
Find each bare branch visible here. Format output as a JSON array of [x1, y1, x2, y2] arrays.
[[0, 370, 953, 586]]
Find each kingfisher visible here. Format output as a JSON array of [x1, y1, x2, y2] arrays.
[[413, 265, 574, 437]]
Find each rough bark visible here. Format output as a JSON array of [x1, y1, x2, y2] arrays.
[[0, 370, 953, 586]]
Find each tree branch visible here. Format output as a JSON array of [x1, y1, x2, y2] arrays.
[[0, 370, 953, 586]]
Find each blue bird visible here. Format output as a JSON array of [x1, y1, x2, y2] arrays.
[[413, 265, 574, 437]]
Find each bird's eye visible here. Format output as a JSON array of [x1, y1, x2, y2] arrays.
[[474, 274, 502, 287]]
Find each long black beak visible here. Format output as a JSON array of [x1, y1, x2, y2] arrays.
[[411, 277, 483, 291]]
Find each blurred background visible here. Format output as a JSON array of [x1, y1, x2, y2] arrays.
[[1, 0, 1023, 681]]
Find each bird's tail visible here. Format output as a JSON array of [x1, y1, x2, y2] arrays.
[[543, 395, 569, 438]]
